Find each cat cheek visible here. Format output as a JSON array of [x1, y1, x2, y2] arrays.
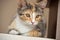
[[19, 16, 27, 21], [36, 18, 41, 21], [26, 18, 32, 21], [25, 21, 31, 25]]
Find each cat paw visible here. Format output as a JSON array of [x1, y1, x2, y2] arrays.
[[27, 30, 42, 37], [8, 30, 19, 35]]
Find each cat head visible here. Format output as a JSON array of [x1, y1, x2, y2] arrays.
[[17, 0, 47, 26]]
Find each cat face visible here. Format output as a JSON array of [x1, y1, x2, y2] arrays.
[[18, 4, 43, 25], [17, 0, 47, 25]]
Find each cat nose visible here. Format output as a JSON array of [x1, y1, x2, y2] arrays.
[[31, 22, 34, 25]]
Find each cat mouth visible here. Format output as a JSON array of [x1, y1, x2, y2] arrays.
[[31, 23, 38, 26], [31, 22, 38, 25]]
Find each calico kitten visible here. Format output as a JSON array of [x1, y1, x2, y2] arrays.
[[8, 0, 47, 37]]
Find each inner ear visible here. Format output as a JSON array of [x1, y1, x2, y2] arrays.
[[36, 0, 47, 8], [17, 0, 28, 8]]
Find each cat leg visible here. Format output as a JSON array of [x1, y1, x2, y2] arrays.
[[22, 30, 42, 37], [28, 30, 42, 37]]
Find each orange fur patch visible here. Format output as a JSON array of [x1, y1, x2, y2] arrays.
[[28, 30, 41, 37]]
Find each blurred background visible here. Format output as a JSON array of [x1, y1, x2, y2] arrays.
[[0, 0, 17, 33]]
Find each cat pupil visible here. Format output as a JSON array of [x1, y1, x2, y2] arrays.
[[26, 14, 30, 17]]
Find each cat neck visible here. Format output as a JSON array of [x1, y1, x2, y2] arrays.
[[15, 14, 35, 33]]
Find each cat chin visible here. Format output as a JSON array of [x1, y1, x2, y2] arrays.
[[23, 22, 36, 26], [26, 23, 38, 26], [24, 23, 36, 26]]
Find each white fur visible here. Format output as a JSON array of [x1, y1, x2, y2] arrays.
[[15, 14, 35, 34], [32, 12, 35, 22], [9, 30, 19, 35]]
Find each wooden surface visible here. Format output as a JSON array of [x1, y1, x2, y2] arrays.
[[47, 0, 58, 38], [0, 33, 55, 40]]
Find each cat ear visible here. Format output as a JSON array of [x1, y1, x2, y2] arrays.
[[17, 0, 27, 8], [36, 0, 48, 8]]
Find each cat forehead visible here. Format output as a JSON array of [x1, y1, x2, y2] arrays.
[[18, 7, 42, 13], [18, 4, 43, 15], [24, 9, 42, 13]]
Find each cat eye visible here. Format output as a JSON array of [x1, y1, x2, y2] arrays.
[[26, 14, 30, 17], [36, 15, 41, 18], [19, 14, 24, 16]]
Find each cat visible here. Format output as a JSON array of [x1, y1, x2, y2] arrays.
[[8, 0, 48, 37]]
